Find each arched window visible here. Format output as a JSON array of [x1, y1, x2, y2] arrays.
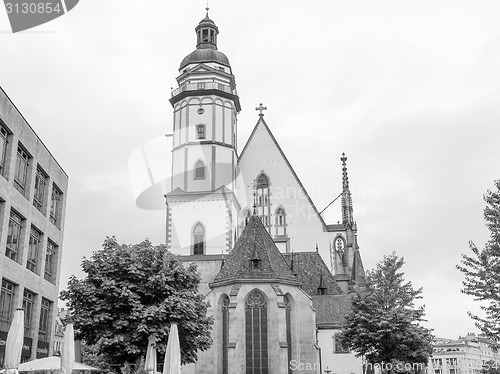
[[194, 160, 205, 180], [275, 206, 287, 236], [221, 295, 230, 374], [193, 223, 205, 254], [255, 172, 271, 233], [245, 290, 268, 374], [285, 294, 293, 374]]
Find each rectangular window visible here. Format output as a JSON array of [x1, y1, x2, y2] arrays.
[[38, 298, 51, 342], [23, 289, 35, 336], [0, 279, 15, 332], [14, 145, 29, 196], [33, 166, 47, 212], [334, 333, 349, 354], [44, 240, 57, 283], [197, 125, 206, 139], [197, 82, 206, 90], [50, 184, 62, 228], [27, 227, 41, 273], [6, 210, 23, 262], [0, 123, 8, 177]]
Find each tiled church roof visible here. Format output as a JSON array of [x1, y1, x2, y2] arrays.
[[282, 252, 343, 296], [211, 215, 301, 287], [313, 295, 352, 329]]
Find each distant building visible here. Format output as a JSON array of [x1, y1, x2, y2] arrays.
[[429, 333, 500, 374], [0, 86, 68, 364]]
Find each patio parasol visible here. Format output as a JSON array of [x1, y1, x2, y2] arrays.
[[162, 323, 180, 374], [61, 324, 75, 374], [144, 337, 157, 374], [4, 308, 24, 374]]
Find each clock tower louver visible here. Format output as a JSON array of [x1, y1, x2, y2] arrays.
[[166, 9, 241, 256]]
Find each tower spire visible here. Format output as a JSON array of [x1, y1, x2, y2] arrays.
[[341, 153, 354, 226]]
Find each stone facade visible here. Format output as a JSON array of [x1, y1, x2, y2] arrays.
[[0, 86, 68, 363]]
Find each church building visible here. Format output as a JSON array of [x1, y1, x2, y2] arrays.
[[165, 10, 366, 374]]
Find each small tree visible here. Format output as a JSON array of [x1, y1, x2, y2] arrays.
[[339, 252, 433, 372], [457, 180, 500, 341], [60, 237, 213, 368]]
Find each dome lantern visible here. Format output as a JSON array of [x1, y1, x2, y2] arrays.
[[195, 7, 219, 49]]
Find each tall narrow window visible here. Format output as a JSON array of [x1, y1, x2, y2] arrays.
[[14, 145, 29, 196], [245, 290, 268, 374], [44, 240, 57, 283], [6, 210, 23, 262], [196, 124, 206, 139], [193, 223, 205, 255], [23, 289, 35, 336], [27, 227, 41, 273], [285, 295, 293, 374], [50, 184, 62, 228], [0, 123, 8, 177], [33, 166, 47, 212], [0, 279, 15, 332], [255, 173, 271, 233], [194, 160, 205, 180], [222, 295, 230, 374], [38, 298, 51, 342]]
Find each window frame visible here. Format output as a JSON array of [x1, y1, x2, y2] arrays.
[[27, 226, 42, 273], [23, 289, 35, 337], [50, 183, 62, 228], [6, 210, 23, 262], [245, 290, 268, 374], [196, 124, 206, 139], [33, 166, 48, 212], [14, 144, 30, 196], [192, 223, 205, 255], [194, 160, 206, 180], [0, 123, 8, 177], [38, 298, 51, 342], [44, 240, 57, 283], [0, 279, 15, 332]]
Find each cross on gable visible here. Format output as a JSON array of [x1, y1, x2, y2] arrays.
[[255, 103, 267, 116]]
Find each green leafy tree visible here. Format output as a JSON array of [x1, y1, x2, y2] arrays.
[[60, 237, 213, 368], [457, 180, 500, 341], [338, 252, 433, 372]]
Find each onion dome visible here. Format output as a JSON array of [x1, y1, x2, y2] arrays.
[[179, 8, 231, 70]]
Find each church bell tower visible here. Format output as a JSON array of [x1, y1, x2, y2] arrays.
[[166, 9, 241, 256]]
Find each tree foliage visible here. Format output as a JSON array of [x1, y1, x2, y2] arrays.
[[338, 252, 433, 370], [60, 237, 213, 367], [457, 180, 500, 341]]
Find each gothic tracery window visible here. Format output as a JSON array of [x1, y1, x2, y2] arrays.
[[275, 206, 287, 236], [255, 172, 271, 233], [193, 223, 205, 255], [245, 290, 268, 374]]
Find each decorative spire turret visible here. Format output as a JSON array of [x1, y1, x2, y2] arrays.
[[195, 7, 219, 49], [341, 153, 354, 226]]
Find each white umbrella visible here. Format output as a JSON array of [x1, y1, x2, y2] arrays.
[[162, 324, 180, 374], [144, 337, 157, 374], [4, 308, 24, 374], [18, 356, 99, 372], [61, 324, 75, 374]]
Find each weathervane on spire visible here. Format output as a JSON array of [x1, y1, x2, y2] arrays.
[[341, 152, 349, 190], [206, 0, 209, 16], [255, 103, 267, 117]]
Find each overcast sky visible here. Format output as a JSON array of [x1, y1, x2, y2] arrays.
[[1, 1, 499, 339]]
